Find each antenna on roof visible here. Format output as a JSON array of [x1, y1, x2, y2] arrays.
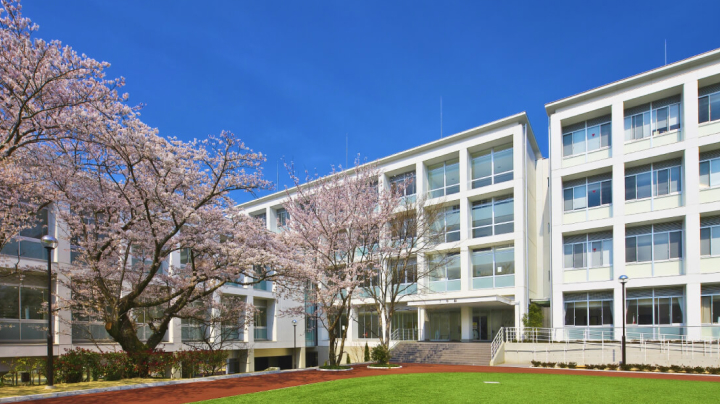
[[665, 39, 667, 65], [440, 97, 443, 138], [276, 160, 279, 191], [345, 133, 348, 169]]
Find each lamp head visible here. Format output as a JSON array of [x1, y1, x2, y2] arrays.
[[41, 235, 58, 250], [618, 274, 629, 284], [292, 319, 297, 325]]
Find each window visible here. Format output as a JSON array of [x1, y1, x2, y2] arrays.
[[563, 179, 612, 212], [356, 309, 380, 339], [626, 229, 682, 263], [427, 159, 460, 198], [470, 144, 513, 188], [626, 294, 683, 325], [472, 246, 514, 289], [700, 225, 720, 257], [564, 296, 613, 326], [254, 300, 269, 340], [471, 196, 514, 238], [700, 157, 720, 189], [625, 102, 681, 141], [276, 208, 289, 229], [699, 92, 720, 124], [0, 210, 49, 260], [433, 205, 460, 243], [253, 213, 267, 227], [392, 258, 417, 285], [563, 238, 612, 269], [562, 121, 611, 157], [429, 253, 461, 282], [389, 171, 417, 201], [701, 294, 720, 324], [625, 164, 681, 201], [0, 283, 49, 341]]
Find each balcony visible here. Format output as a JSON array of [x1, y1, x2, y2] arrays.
[[472, 274, 514, 289]]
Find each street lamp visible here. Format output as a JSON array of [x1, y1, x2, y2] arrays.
[[292, 319, 298, 369], [41, 235, 58, 389], [619, 274, 629, 366]]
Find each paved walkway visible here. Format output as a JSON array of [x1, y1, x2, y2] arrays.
[[31, 364, 720, 404]]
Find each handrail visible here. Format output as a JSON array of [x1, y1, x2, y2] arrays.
[[490, 327, 504, 360], [499, 326, 720, 345]]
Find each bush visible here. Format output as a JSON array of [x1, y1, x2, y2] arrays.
[[346, 354, 351, 365], [693, 366, 706, 374], [557, 362, 567, 369], [568, 362, 577, 369], [657, 365, 669, 373], [670, 365, 682, 373], [606, 364, 618, 370], [102, 352, 130, 381], [683, 366, 694, 374], [585, 364, 595, 370], [708, 367, 720, 375], [619, 363, 631, 371], [55, 348, 99, 383], [531, 360, 540, 367], [364, 343, 370, 362], [545, 362, 556, 368], [370, 345, 391, 365]]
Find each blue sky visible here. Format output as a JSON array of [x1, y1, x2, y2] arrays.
[[23, 0, 720, 203]]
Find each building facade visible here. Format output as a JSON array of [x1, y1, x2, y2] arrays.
[[547, 48, 720, 342]]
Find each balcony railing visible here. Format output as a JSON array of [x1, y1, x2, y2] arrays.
[[254, 327, 268, 341]]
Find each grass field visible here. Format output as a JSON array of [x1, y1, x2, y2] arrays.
[[197, 372, 720, 404]]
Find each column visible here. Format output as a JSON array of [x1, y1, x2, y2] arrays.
[[417, 307, 427, 341], [460, 246, 471, 291], [611, 100, 627, 342], [460, 306, 473, 341], [459, 147, 470, 193], [686, 283, 702, 340], [613, 285, 625, 341], [416, 161, 427, 199], [684, 80, 701, 278]]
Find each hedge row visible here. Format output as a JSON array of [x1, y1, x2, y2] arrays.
[[530, 360, 720, 374]]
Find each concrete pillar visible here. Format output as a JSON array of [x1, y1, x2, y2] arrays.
[[461, 306, 473, 341], [459, 147, 469, 193], [614, 284, 625, 341], [460, 246, 471, 291], [417, 307, 427, 341], [246, 296, 255, 345], [416, 161, 427, 199], [684, 80, 701, 277], [686, 283, 702, 340]]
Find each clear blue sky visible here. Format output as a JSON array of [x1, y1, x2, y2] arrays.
[[23, 0, 720, 203]]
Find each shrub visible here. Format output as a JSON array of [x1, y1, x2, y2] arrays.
[[568, 362, 577, 369], [546, 362, 556, 368], [557, 362, 567, 369], [531, 360, 540, 367], [693, 366, 706, 374], [657, 365, 669, 373], [55, 348, 99, 383], [364, 343, 370, 362], [346, 354, 351, 365], [324, 361, 328, 367], [371, 345, 391, 365], [670, 365, 682, 373], [606, 364, 618, 370], [619, 363, 631, 371], [683, 366, 694, 374], [708, 367, 720, 375], [585, 364, 595, 370], [102, 352, 130, 381]]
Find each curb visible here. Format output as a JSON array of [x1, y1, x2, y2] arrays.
[[0, 367, 315, 403]]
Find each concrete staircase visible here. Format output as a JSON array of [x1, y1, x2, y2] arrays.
[[391, 342, 492, 366]]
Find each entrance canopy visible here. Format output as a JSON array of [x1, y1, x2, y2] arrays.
[[407, 295, 517, 310]]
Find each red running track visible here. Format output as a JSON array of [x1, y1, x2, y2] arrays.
[[30, 364, 720, 404]]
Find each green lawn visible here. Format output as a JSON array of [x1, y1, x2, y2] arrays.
[[197, 372, 720, 404]]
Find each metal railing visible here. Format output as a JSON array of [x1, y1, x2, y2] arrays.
[[490, 327, 504, 360]]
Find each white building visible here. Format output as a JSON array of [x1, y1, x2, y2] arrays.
[[547, 48, 720, 342], [238, 113, 550, 363], [0, 208, 305, 373]]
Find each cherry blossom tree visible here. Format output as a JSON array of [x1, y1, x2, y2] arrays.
[[281, 160, 396, 367], [0, 0, 128, 254]]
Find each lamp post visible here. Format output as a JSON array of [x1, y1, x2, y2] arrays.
[[619, 274, 629, 366], [292, 320, 297, 369], [41, 235, 58, 389]]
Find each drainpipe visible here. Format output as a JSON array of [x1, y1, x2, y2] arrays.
[[524, 122, 529, 325], [547, 114, 553, 329]]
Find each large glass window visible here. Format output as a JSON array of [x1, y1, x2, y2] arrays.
[[625, 165, 681, 201], [626, 230, 682, 263], [392, 258, 417, 285], [700, 157, 720, 189], [564, 296, 613, 326], [276, 208, 289, 229], [0, 284, 48, 341], [562, 121, 612, 157], [432, 205, 460, 243], [701, 294, 720, 324], [254, 300, 269, 340], [626, 294, 683, 325], [625, 112, 651, 141], [563, 180, 611, 212], [471, 196, 514, 238], [625, 102, 681, 141], [429, 253, 461, 282], [699, 92, 720, 124], [563, 238, 612, 269], [428, 159, 460, 199], [389, 171, 417, 201], [356, 309, 380, 339], [470, 144, 513, 189], [472, 246, 514, 289], [0, 210, 49, 260], [700, 225, 720, 257]]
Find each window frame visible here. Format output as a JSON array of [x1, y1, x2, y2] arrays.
[[427, 159, 460, 199], [564, 295, 614, 327], [389, 171, 417, 200], [563, 179, 612, 212], [469, 144, 514, 189], [624, 102, 682, 143], [470, 196, 514, 239], [434, 204, 461, 243], [701, 293, 720, 325], [625, 164, 682, 202], [700, 225, 720, 257], [471, 245, 515, 288], [699, 91, 720, 124], [563, 237, 613, 270], [625, 293, 684, 326], [625, 229, 683, 264], [699, 157, 720, 190], [562, 120, 612, 158]]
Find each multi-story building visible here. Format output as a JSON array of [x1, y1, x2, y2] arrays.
[[547, 48, 720, 342], [239, 113, 550, 363], [0, 209, 304, 373]]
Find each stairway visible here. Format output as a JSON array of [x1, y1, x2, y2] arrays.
[[391, 342, 492, 366]]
